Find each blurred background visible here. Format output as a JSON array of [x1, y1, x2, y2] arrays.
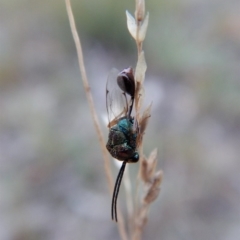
[[1, 0, 240, 239]]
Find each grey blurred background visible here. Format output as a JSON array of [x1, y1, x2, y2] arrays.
[[1, 0, 240, 239]]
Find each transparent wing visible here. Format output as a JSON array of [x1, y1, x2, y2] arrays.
[[106, 68, 130, 128]]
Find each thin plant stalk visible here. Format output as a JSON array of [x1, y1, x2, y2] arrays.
[[65, 0, 112, 193], [65, 0, 128, 239], [123, 166, 134, 237], [125, 1, 163, 240]]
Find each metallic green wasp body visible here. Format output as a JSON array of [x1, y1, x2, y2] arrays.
[[106, 68, 139, 222]]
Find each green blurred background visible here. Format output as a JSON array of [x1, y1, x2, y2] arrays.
[[1, 0, 240, 239]]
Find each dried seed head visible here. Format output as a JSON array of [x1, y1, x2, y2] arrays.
[[140, 156, 149, 183], [139, 103, 152, 135], [140, 149, 158, 183], [146, 148, 158, 179], [144, 185, 160, 204], [153, 170, 163, 188], [126, 10, 137, 40], [135, 81, 143, 111], [136, 208, 148, 229], [117, 67, 135, 97], [126, 11, 149, 42], [144, 170, 163, 204], [135, 51, 147, 84], [138, 12, 149, 42], [136, 104, 151, 148], [135, 0, 145, 22], [135, 51, 147, 113], [135, 82, 144, 118]]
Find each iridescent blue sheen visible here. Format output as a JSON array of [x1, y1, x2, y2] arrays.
[[106, 117, 139, 162]]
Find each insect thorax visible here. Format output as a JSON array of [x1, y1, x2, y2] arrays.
[[106, 117, 138, 161]]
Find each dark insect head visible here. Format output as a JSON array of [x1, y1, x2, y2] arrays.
[[117, 68, 135, 98]]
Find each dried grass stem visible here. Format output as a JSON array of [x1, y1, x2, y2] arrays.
[[65, 0, 128, 239]]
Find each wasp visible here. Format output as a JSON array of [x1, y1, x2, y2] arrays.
[[106, 67, 139, 222]]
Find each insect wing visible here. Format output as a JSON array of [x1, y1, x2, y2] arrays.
[[106, 68, 129, 128]]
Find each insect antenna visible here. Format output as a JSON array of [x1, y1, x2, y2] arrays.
[[111, 161, 127, 222]]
